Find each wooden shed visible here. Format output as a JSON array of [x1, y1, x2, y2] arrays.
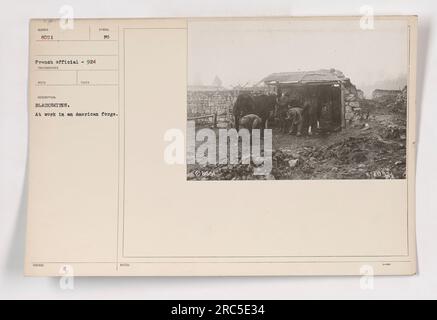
[[263, 69, 357, 129]]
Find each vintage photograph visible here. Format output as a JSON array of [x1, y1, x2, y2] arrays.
[[187, 19, 409, 180]]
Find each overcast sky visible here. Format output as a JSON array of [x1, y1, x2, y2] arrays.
[[188, 18, 409, 96]]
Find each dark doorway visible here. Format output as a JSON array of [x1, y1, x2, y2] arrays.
[[317, 85, 342, 131]]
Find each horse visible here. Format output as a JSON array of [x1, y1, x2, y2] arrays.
[[232, 93, 255, 130], [233, 93, 277, 131], [275, 95, 290, 133], [302, 102, 321, 135], [253, 94, 277, 130]]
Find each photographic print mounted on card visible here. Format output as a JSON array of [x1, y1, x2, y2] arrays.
[[25, 16, 417, 276]]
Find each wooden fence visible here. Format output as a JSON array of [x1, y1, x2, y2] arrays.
[[187, 112, 232, 128]]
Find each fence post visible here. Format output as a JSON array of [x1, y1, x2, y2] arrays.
[[213, 112, 217, 128]]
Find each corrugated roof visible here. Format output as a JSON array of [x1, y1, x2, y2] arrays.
[[263, 69, 348, 85]]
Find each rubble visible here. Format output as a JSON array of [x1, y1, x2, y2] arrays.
[[387, 86, 408, 114], [288, 159, 299, 168]]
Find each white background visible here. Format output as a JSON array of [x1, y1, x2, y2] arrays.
[[0, 0, 436, 299]]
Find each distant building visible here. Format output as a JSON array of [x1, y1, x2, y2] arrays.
[[372, 89, 402, 100]]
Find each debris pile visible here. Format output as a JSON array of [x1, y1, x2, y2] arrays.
[[382, 123, 407, 140], [269, 135, 406, 180], [387, 86, 407, 114]]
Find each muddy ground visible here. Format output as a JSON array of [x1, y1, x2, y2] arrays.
[[187, 98, 407, 180]]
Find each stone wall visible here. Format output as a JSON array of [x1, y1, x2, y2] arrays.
[[187, 87, 274, 117], [343, 81, 364, 124], [187, 91, 235, 117]]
